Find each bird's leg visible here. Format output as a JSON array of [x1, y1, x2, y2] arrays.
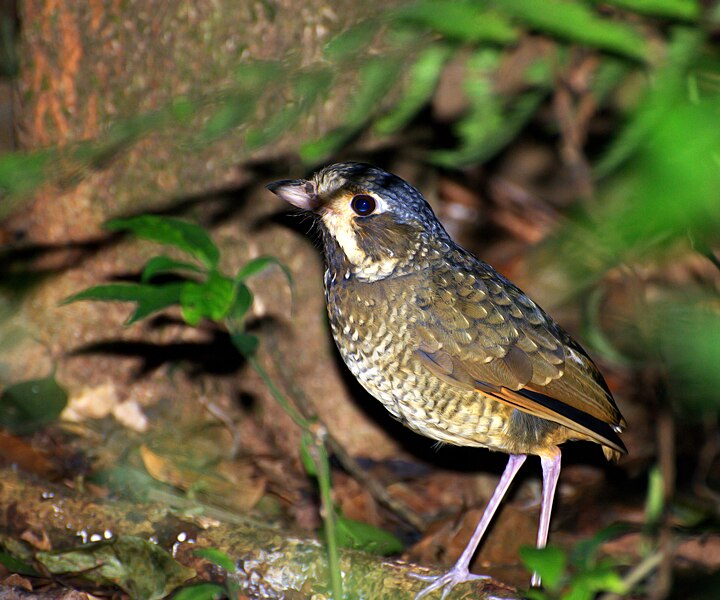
[[412, 454, 527, 599], [531, 451, 562, 587]]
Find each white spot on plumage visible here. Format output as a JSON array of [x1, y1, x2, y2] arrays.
[[567, 348, 586, 366]]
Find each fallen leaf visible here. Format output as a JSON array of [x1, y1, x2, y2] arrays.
[[0, 431, 55, 476], [140, 444, 188, 489], [20, 528, 51, 551], [37, 535, 195, 600]]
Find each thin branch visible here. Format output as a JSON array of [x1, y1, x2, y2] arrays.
[[598, 550, 664, 600], [266, 329, 428, 532]]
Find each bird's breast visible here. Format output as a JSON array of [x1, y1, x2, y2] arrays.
[[323, 271, 521, 450]]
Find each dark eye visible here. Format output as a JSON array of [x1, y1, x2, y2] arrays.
[[350, 194, 376, 216]]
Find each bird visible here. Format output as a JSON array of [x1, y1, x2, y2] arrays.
[[267, 162, 626, 599]]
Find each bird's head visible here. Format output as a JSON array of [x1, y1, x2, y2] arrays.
[[267, 162, 449, 281]]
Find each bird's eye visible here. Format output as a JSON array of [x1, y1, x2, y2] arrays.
[[350, 194, 376, 216]]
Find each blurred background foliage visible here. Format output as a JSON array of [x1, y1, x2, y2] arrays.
[[3, 0, 718, 412], [1, 0, 720, 597]]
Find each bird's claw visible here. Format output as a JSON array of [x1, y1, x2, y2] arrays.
[[410, 566, 489, 599]]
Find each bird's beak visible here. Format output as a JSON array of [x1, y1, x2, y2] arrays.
[[266, 178, 319, 211]]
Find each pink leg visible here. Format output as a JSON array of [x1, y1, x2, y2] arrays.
[[531, 452, 562, 587], [412, 454, 527, 599]]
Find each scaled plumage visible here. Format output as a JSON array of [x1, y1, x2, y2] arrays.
[[268, 162, 626, 599]]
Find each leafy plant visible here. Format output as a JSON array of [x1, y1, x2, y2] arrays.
[[64, 214, 402, 598], [0, 374, 67, 434], [2, 0, 711, 213], [520, 527, 631, 600], [36, 535, 195, 600]]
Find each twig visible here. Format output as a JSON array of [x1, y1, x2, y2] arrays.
[[553, 50, 599, 202], [200, 398, 242, 458], [693, 414, 720, 504], [326, 429, 428, 532], [654, 390, 675, 599], [146, 486, 279, 530], [598, 550, 664, 600], [245, 351, 343, 600], [308, 423, 344, 599], [248, 354, 311, 430]]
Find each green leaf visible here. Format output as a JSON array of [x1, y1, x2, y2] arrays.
[[180, 272, 235, 326], [588, 58, 629, 105], [392, 1, 518, 44], [658, 305, 720, 414], [169, 97, 197, 125], [645, 464, 664, 526], [300, 431, 318, 476], [346, 57, 405, 126], [500, 0, 649, 61], [172, 583, 226, 600], [235, 256, 293, 286], [598, 0, 699, 21], [245, 102, 305, 150], [325, 21, 377, 60], [300, 127, 357, 165], [105, 215, 219, 269], [596, 28, 702, 176], [520, 546, 567, 592], [37, 535, 195, 600], [89, 464, 162, 502], [201, 95, 257, 143], [230, 283, 253, 322], [374, 44, 453, 134], [567, 563, 627, 598], [0, 551, 40, 576], [0, 375, 67, 435], [230, 332, 259, 357], [245, 69, 332, 150], [525, 590, 551, 600], [0, 148, 56, 201], [431, 49, 546, 166], [294, 68, 334, 101], [302, 56, 404, 162], [63, 283, 184, 326], [141, 255, 203, 283], [193, 547, 236, 572], [571, 524, 629, 569], [233, 60, 283, 88], [599, 92, 719, 264], [333, 515, 404, 555]]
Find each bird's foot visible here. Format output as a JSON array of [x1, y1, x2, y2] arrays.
[[410, 564, 490, 599]]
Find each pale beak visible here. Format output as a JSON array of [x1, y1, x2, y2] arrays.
[[266, 178, 319, 211]]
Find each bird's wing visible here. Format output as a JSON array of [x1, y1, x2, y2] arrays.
[[412, 261, 626, 454]]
